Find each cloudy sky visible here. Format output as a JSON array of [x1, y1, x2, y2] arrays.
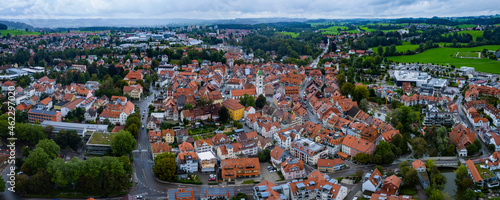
[[0, 0, 499, 19]]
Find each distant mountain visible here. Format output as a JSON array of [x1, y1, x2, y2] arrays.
[[0, 20, 34, 30]]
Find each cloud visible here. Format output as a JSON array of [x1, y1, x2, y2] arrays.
[[0, 0, 498, 20]]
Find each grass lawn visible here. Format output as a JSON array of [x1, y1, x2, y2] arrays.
[[442, 30, 484, 41], [276, 32, 299, 38], [359, 26, 377, 32], [475, 164, 496, 179], [319, 26, 358, 34], [388, 45, 500, 74], [0, 29, 40, 36], [88, 132, 115, 145], [399, 184, 418, 195], [372, 42, 419, 54], [457, 51, 479, 58], [456, 24, 477, 29], [193, 135, 202, 141]]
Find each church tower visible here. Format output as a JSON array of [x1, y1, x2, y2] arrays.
[[256, 69, 263, 96]]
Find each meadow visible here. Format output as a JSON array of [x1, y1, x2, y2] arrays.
[[455, 24, 477, 29], [372, 42, 419, 54], [442, 30, 484, 41], [276, 32, 300, 38], [319, 26, 358, 34], [388, 45, 500, 74], [0, 29, 40, 36]]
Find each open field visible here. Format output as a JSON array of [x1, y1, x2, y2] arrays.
[[359, 26, 377, 32], [88, 132, 115, 145], [372, 42, 419, 54], [276, 32, 299, 38], [442, 30, 483, 41], [319, 26, 358, 34], [455, 24, 477, 29], [388, 45, 500, 74], [0, 29, 40, 36], [457, 51, 479, 58]]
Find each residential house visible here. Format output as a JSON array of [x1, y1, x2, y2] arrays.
[[341, 135, 376, 157], [317, 158, 345, 172], [362, 168, 383, 193], [162, 129, 175, 144], [412, 159, 430, 189], [380, 175, 402, 196], [176, 129, 190, 143], [124, 70, 143, 85], [466, 159, 484, 187], [36, 97, 53, 110], [151, 142, 173, 158], [123, 84, 143, 99], [287, 170, 348, 200], [197, 151, 217, 174], [200, 188, 234, 200], [290, 138, 328, 165], [221, 158, 260, 182], [448, 124, 475, 156], [280, 158, 306, 180], [270, 146, 290, 168], [177, 151, 198, 173], [222, 99, 245, 120]]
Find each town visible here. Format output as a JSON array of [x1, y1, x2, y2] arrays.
[[1, 14, 500, 200]]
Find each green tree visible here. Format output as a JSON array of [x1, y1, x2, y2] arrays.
[[340, 82, 354, 96], [411, 137, 427, 158], [27, 169, 53, 194], [77, 157, 103, 194], [111, 130, 137, 157], [337, 71, 346, 88], [359, 98, 369, 112], [22, 148, 51, 175], [183, 103, 194, 110], [153, 152, 177, 181], [489, 144, 496, 152], [126, 123, 139, 138], [455, 165, 473, 190], [466, 143, 478, 155], [377, 45, 384, 57], [257, 149, 271, 162], [256, 94, 267, 109], [101, 156, 129, 194], [353, 85, 369, 102], [0, 176, 5, 192], [47, 157, 82, 188], [374, 140, 395, 165], [354, 152, 372, 164], [219, 106, 230, 123], [428, 189, 444, 200]]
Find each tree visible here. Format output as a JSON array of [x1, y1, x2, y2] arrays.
[[466, 143, 478, 155], [28, 169, 53, 194], [359, 98, 369, 112], [22, 148, 51, 175], [35, 139, 61, 159], [489, 144, 496, 152], [126, 123, 139, 138], [353, 85, 369, 102], [340, 82, 354, 96], [101, 156, 129, 194], [183, 103, 194, 110], [377, 45, 384, 57], [153, 152, 177, 181], [231, 193, 248, 200], [47, 157, 82, 189], [219, 106, 230, 123], [428, 189, 444, 200], [0, 176, 5, 192], [257, 149, 271, 162], [373, 141, 395, 165], [111, 130, 137, 157], [337, 71, 346, 88], [456, 165, 473, 190], [77, 157, 103, 194], [356, 169, 364, 179], [256, 94, 267, 109], [411, 137, 427, 158], [354, 152, 372, 164]]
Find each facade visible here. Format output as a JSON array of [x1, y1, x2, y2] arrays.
[[220, 158, 260, 182], [280, 159, 306, 180], [270, 146, 290, 168], [151, 142, 173, 158], [197, 151, 217, 174], [28, 109, 62, 123], [123, 84, 143, 99], [222, 98, 245, 120], [412, 159, 430, 189], [362, 168, 383, 193], [177, 151, 199, 173], [317, 158, 345, 172], [290, 138, 328, 165], [256, 69, 263, 96], [162, 129, 175, 144]]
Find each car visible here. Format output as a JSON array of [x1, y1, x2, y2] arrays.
[[135, 195, 143, 199], [209, 177, 216, 181]]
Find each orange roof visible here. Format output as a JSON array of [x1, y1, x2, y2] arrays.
[[231, 88, 256, 97], [222, 99, 244, 111], [466, 159, 483, 183], [341, 135, 375, 155], [179, 141, 194, 152], [317, 158, 344, 167], [412, 159, 426, 170], [337, 151, 349, 159], [39, 97, 52, 105]]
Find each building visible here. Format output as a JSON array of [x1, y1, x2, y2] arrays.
[[124, 70, 143, 85], [317, 158, 345, 172], [362, 168, 383, 193], [123, 85, 143, 99], [85, 132, 114, 155], [200, 188, 234, 200], [60, 98, 85, 117], [151, 142, 173, 158], [270, 146, 290, 168], [392, 70, 431, 87], [179, 141, 195, 152], [448, 124, 475, 156], [380, 175, 402, 196], [256, 69, 263, 96], [466, 159, 484, 187], [168, 188, 195, 200], [28, 109, 62, 123], [197, 151, 217, 174], [99, 101, 135, 125], [274, 128, 301, 151], [162, 129, 175, 144], [290, 138, 328, 165], [288, 170, 348, 200], [39, 121, 108, 138], [341, 135, 376, 157], [221, 158, 260, 182], [370, 194, 414, 200], [281, 159, 306, 180], [412, 159, 430, 189], [177, 151, 198, 173], [222, 98, 245, 120]]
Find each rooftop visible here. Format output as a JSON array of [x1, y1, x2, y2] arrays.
[[88, 132, 115, 145]]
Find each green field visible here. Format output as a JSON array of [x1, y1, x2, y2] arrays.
[[457, 51, 479, 58], [276, 32, 300, 38], [442, 30, 484, 41], [0, 29, 40, 36], [372, 42, 419, 54], [455, 24, 477, 29], [319, 26, 358, 34], [388, 45, 500, 74]]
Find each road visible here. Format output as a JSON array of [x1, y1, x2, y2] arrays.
[[455, 94, 489, 156], [310, 38, 330, 69]]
